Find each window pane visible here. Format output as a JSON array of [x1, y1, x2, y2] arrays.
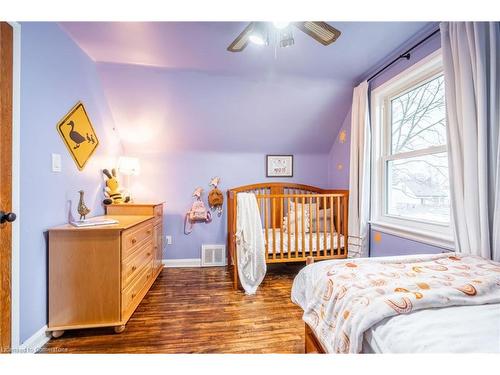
[[391, 75, 446, 154], [387, 152, 450, 223]]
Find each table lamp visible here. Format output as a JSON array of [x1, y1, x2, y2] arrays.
[[117, 156, 140, 202]]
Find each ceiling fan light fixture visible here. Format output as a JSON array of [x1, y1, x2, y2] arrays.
[[249, 34, 266, 45], [249, 22, 268, 46], [279, 30, 295, 48], [227, 21, 340, 52], [273, 22, 290, 30]]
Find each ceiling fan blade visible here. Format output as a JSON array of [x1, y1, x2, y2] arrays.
[[294, 22, 341, 46], [227, 22, 255, 52]]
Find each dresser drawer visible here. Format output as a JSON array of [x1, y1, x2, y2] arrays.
[[122, 240, 153, 290], [122, 221, 153, 259], [153, 204, 163, 224], [121, 261, 153, 317]]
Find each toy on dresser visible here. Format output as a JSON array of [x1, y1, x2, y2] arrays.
[[102, 168, 130, 205], [77, 190, 91, 220]]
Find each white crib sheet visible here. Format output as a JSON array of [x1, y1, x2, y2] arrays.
[[263, 229, 345, 254]]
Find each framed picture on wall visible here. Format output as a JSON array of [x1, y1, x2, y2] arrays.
[[266, 155, 293, 177]]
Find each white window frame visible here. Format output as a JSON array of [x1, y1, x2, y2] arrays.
[[370, 50, 454, 250]]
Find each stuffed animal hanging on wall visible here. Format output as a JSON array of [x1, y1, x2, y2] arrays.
[[102, 168, 130, 205], [184, 187, 212, 234], [208, 177, 224, 217]]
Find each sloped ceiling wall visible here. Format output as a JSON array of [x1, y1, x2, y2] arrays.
[[96, 62, 351, 153], [61, 22, 434, 154]]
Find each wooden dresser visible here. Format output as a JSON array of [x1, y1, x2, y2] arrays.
[[48, 203, 164, 338]]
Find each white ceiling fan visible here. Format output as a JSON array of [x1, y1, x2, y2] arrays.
[[227, 22, 341, 52]]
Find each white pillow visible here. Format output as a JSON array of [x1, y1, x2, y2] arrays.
[[283, 201, 315, 233], [309, 208, 337, 233]]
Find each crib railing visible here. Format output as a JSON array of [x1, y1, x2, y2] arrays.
[[254, 193, 348, 263], [227, 183, 348, 289]]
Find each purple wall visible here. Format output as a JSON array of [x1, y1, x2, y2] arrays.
[[370, 231, 447, 257], [367, 27, 441, 90], [327, 27, 451, 257], [129, 151, 329, 259], [19, 23, 122, 343], [328, 110, 351, 189]]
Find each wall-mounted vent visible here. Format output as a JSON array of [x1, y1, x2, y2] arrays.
[[201, 244, 226, 267]]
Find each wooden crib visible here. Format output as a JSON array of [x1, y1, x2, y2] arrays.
[[227, 183, 349, 289]]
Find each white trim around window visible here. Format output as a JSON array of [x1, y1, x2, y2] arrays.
[[370, 49, 454, 250]]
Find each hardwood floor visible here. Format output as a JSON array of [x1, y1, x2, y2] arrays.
[[41, 263, 306, 353]]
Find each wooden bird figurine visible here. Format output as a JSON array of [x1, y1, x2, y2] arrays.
[[77, 190, 91, 220]]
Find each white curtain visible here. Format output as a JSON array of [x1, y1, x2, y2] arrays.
[[441, 22, 500, 261], [348, 81, 371, 258]]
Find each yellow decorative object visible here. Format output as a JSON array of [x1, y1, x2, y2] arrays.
[[339, 130, 347, 144], [374, 231, 382, 243], [56, 102, 99, 170], [102, 168, 130, 205]]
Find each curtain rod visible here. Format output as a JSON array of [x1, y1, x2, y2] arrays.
[[367, 28, 441, 82]]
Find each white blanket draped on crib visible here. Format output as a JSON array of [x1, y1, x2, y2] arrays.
[[235, 193, 266, 294]]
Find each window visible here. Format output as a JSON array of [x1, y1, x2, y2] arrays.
[[371, 51, 453, 248]]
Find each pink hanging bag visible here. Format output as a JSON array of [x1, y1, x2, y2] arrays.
[[184, 188, 212, 234]]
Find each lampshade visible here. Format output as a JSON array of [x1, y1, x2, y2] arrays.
[[117, 156, 140, 176]]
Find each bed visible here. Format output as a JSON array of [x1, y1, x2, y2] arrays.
[[227, 183, 349, 289], [292, 254, 500, 353]]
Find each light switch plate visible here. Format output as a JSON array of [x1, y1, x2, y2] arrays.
[[52, 153, 62, 172], [165, 235, 172, 245]]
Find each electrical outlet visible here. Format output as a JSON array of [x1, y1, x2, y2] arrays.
[[165, 235, 172, 245], [52, 153, 62, 172]]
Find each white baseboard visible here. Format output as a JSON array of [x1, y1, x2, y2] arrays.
[[14, 325, 51, 354], [162, 258, 202, 268]]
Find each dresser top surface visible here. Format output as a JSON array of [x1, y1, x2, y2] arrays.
[[49, 215, 154, 232], [106, 202, 164, 207]]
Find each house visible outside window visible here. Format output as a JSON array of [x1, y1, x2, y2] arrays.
[[371, 50, 453, 249]]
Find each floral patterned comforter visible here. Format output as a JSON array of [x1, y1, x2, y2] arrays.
[[291, 253, 500, 353]]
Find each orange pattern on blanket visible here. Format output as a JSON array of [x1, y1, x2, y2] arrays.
[[456, 284, 477, 296], [336, 331, 350, 354], [385, 297, 413, 313], [323, 279, 334, 300]]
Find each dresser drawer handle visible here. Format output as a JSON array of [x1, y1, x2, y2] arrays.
[[131, 238, 137, 244], [131, 265, 137, 271], [131, 293, 136, 299], [147, 230, 152, 235], [147, 252, 151, 256]]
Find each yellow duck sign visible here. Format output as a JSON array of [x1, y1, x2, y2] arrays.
[[56, 101, 99, 170]]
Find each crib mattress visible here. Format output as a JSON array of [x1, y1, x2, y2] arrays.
[[262, 229, 345, 254]]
